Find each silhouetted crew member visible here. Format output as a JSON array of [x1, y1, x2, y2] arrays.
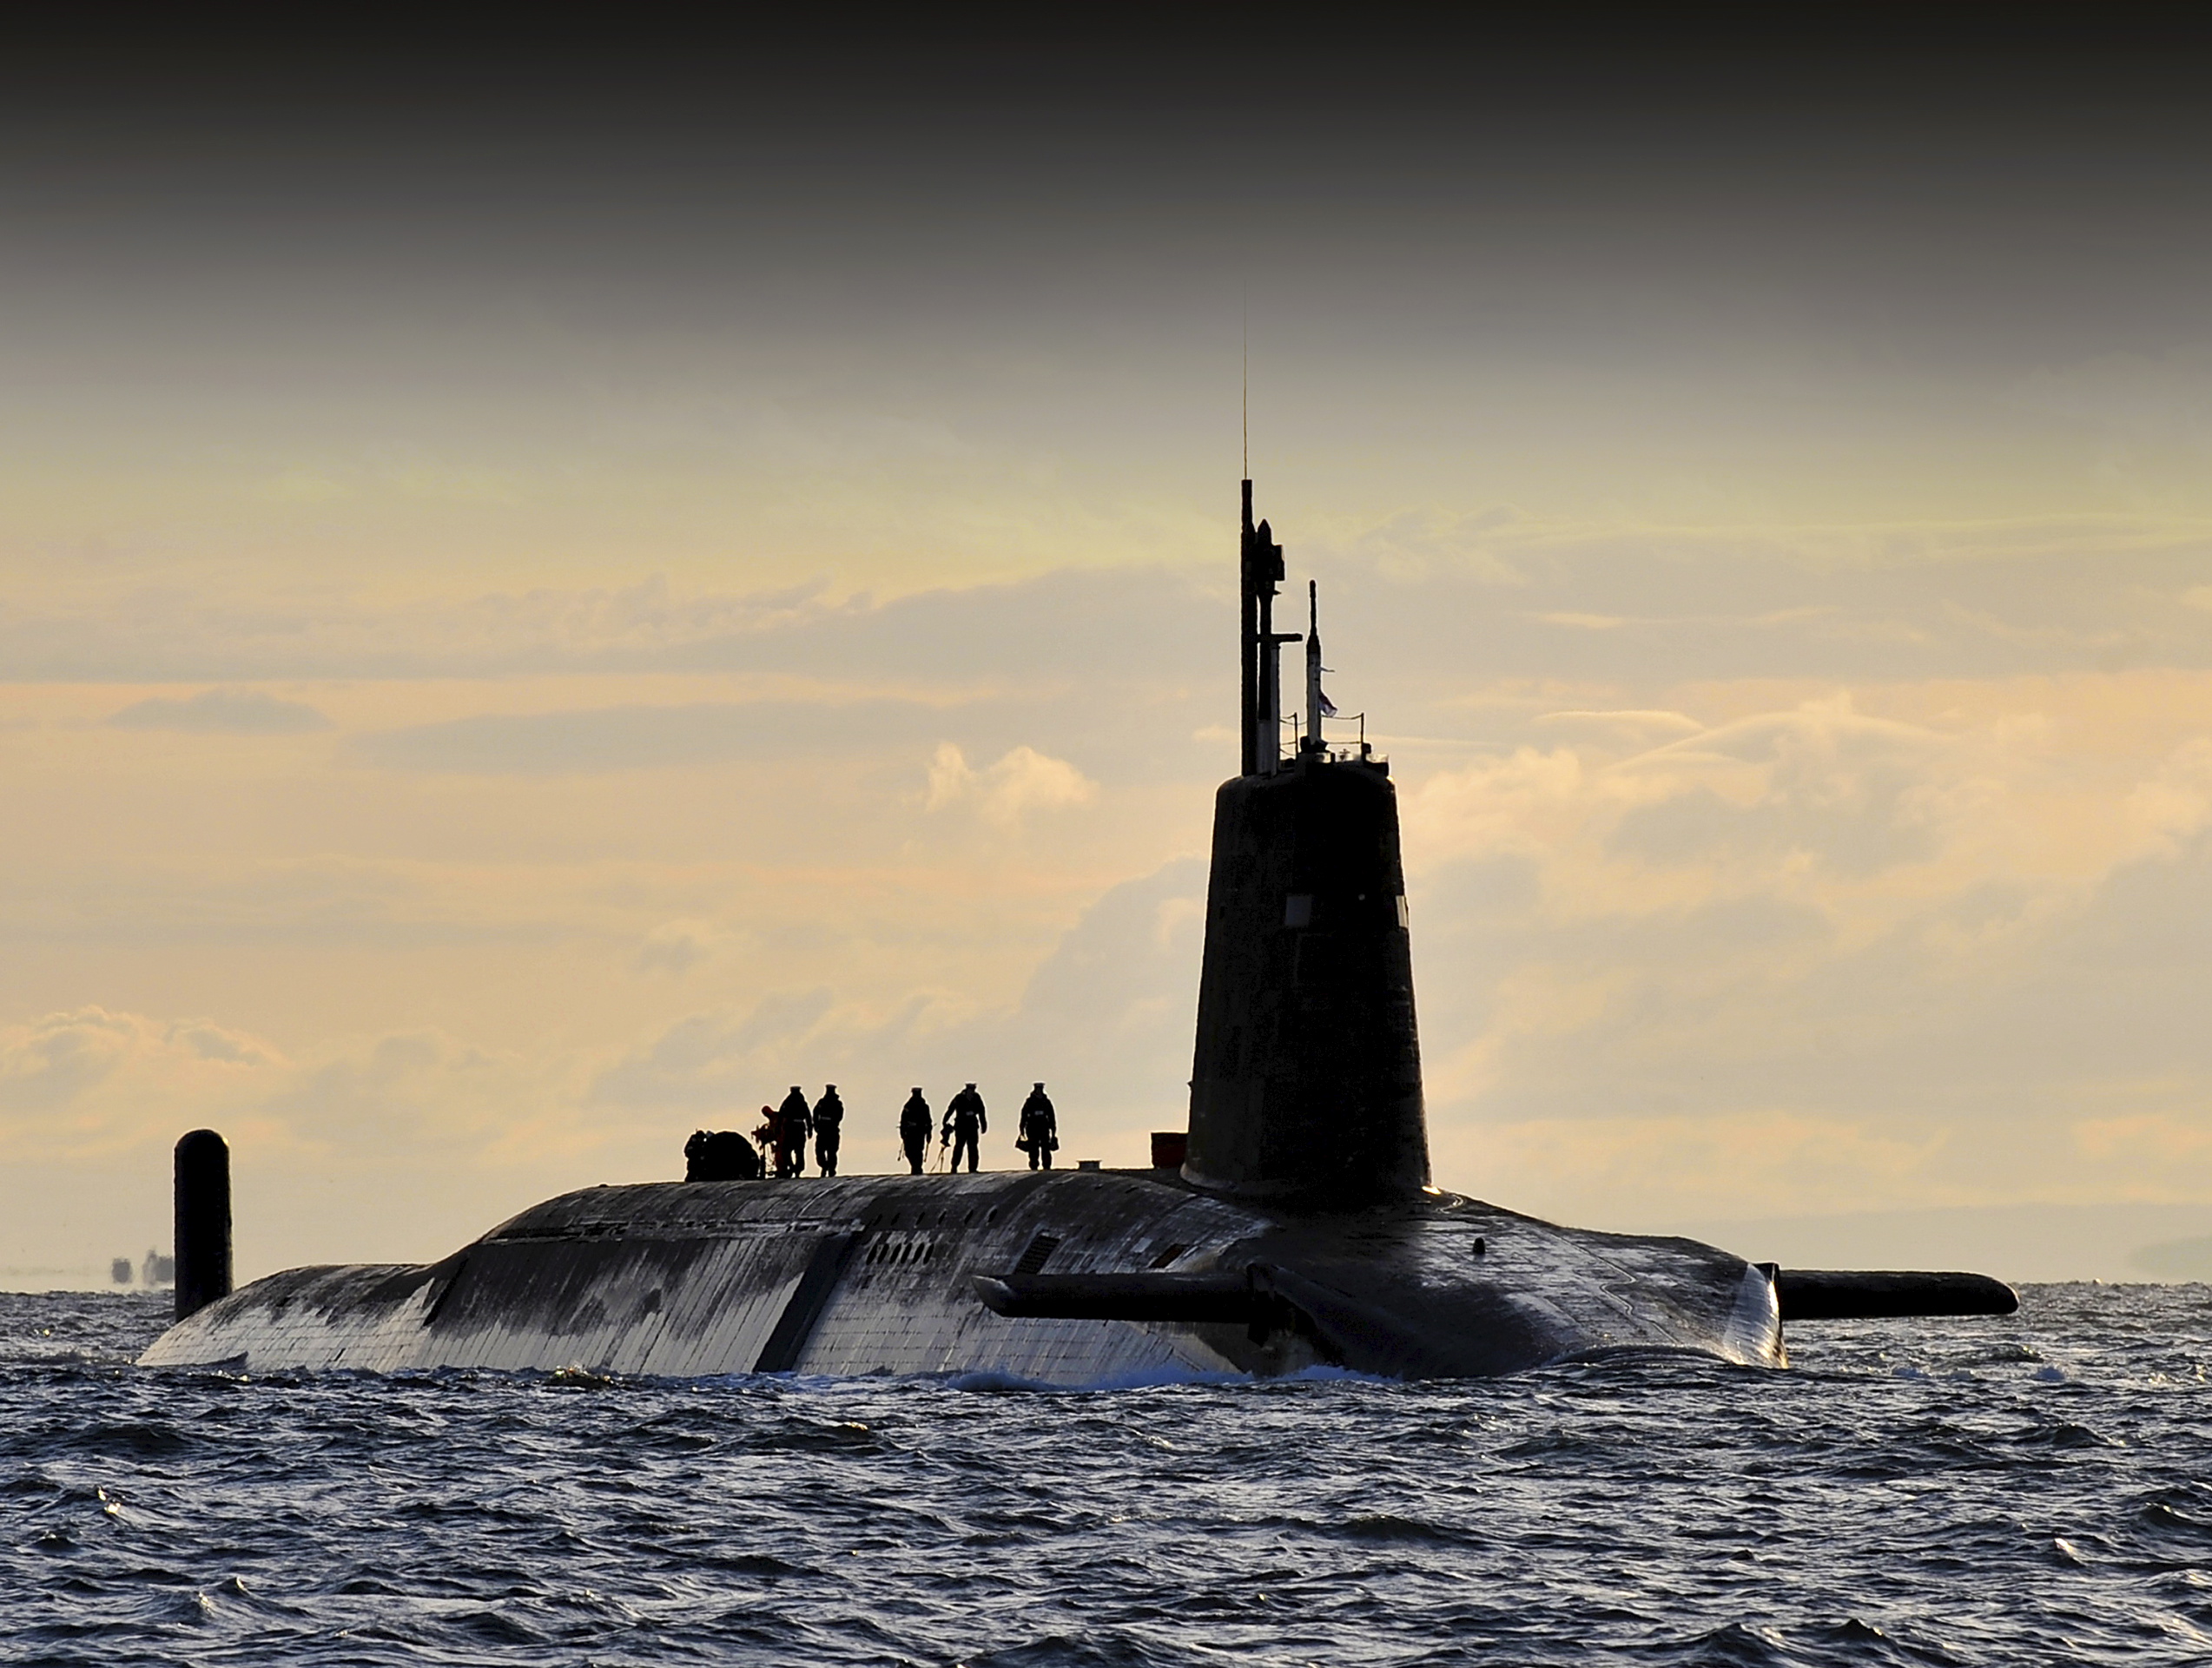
[[1017, 1083, 1059, 1170], [943, 1083, 987, 1174], [812, 1085, 845, 1177], [775, 1086, 812, 1178], [900, 1089, 932, 1175]]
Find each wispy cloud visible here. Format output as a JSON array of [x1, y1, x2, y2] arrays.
[[635, 919, 720, 977], [347, 700, 926, 775], [105, 689, 331, 734]]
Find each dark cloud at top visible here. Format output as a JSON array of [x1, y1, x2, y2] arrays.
[[15, 12, 2209, 167], [3, 11, 2209, 372]]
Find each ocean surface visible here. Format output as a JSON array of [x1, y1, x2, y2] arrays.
[[4, 1284, 2209, 1666]]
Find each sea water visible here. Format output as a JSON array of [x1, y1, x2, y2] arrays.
[[4, 1284, 2209, 1665]]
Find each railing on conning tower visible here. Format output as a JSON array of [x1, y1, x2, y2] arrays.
[[1284, 709, 1377, 766]]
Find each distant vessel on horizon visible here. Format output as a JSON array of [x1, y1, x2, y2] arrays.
[[111, 1250, 174, 1289]]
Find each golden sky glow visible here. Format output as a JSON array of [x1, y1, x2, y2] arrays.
[[9, 23, 2212, 1285]]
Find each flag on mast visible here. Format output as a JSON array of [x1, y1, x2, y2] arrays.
[[1305, 581, 1337, 744]]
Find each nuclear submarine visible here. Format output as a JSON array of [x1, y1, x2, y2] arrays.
[[139, 479, 2016, 1382]]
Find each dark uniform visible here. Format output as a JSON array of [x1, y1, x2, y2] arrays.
[[812, 1085, 845, 1177], [774, 1085, 812, 1178], [1017, 1083, 1058, 1170], [900, 1089, 932, 1175], [943, 1083, 987, 1174]]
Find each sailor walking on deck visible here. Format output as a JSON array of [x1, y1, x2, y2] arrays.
[[774, 1086, 812, 1178], [899, 1088, 932, 1176], [811, 1085, 845, 1177], [943, 1083, 987, 1174], [1017, 1083, 1059, 1170]]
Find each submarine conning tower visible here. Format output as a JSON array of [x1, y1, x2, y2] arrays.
[[1183, 480, 1430, 1207]]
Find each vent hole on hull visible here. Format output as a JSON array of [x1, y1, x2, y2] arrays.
[[1148, 1243, 1189, 1269], [1014, 1233, 1060, 1275]]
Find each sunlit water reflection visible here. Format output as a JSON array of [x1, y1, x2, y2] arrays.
[[5, 1285, 2209, 1665]]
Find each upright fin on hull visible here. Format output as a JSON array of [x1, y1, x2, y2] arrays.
[[1185, 482, 1430, 1205]]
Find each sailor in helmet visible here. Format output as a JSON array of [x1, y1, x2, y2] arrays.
[[942, 1083, 987, 1174], [1017, 1082, 1059, 1170], [811, 1085, 846, 1177], [774, 1085, 812, 1178], [899, 1088, 932, 1175]]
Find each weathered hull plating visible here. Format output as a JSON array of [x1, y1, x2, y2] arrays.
[[140, 1170, 1784, 1381]]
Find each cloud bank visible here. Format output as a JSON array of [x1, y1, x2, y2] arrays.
[[105, 688, 332, 734]]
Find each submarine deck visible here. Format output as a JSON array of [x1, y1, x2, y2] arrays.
[[139, 1168, 1785, 1382]]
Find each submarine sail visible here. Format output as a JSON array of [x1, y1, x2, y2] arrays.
[[1185, 485, 1427, 1203]]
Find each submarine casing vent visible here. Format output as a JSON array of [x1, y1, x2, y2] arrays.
[[1184, 750, 1430, 1204]]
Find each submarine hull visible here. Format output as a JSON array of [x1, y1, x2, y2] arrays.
[[132, 472, 2023, 1382], [139, 1170, 1786, 1381]]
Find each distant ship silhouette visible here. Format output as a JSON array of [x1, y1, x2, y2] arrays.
[[142, 480, 2013, 1381], [114, 1250, 174, 1288]]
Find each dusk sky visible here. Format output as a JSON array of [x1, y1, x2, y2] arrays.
[[9, 16, 2212, 1285]]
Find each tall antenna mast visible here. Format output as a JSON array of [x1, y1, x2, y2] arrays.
[[1304, 579, 1325, 752], [1239, 488, 1287, 776]]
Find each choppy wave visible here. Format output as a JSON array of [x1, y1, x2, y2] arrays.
[[4, 1284, 2211, 1664]]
